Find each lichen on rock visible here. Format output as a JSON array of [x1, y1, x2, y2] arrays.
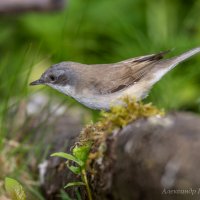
[[76, 97, 164, 167]]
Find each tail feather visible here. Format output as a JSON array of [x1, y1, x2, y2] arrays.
[[161, 47, 200, 69], [149, 47, 200, 85]]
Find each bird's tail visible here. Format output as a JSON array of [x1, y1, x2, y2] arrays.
[[160, 47, 200, 69], [148, 47, 200, 86]]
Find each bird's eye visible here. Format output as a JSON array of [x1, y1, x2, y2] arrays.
[[49, 75, 56, 82]]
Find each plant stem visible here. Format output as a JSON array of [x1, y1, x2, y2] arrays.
[[82, 169, 92, 200]]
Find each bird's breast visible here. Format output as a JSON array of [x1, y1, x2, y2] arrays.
[[74, 95, 115, 110], [73, 82, 150, 110]]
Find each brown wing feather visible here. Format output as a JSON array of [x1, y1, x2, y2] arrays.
[[89, 51, 169, 95], [119, 50, 170, 63]]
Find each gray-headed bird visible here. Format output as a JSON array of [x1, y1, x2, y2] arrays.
[[30, 47, 200, 110]]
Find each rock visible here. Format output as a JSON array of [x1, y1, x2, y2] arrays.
[[42, 112, 200, 200]]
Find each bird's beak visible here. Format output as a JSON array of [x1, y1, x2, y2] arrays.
[[29, 79, 44, 86]]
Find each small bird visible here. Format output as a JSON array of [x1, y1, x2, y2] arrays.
[[30, 47, 200, 110]]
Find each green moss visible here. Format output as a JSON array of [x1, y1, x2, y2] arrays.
[[77, 97, 164, 165], [52, 98, 164, 200]]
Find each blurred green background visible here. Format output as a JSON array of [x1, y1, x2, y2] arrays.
[[1, 0, 200, 198]]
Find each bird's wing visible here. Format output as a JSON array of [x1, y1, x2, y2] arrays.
[[119, 50, 170, 64], [92, 51, 169, 95]]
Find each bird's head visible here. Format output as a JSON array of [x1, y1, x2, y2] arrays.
[[30, 62, 78, 96]]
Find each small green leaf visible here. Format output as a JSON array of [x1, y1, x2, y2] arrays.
[[64, 182, 85, 188], [5, 177, 26, 200], [51, 152, 83, 166], [67, 164, 81, 175], [73, 143, 91, 164]]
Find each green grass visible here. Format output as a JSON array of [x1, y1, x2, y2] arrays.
[[1, 0, 200, 198]]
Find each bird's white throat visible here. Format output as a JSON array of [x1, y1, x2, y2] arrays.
[[48, 83, 76, 97]]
